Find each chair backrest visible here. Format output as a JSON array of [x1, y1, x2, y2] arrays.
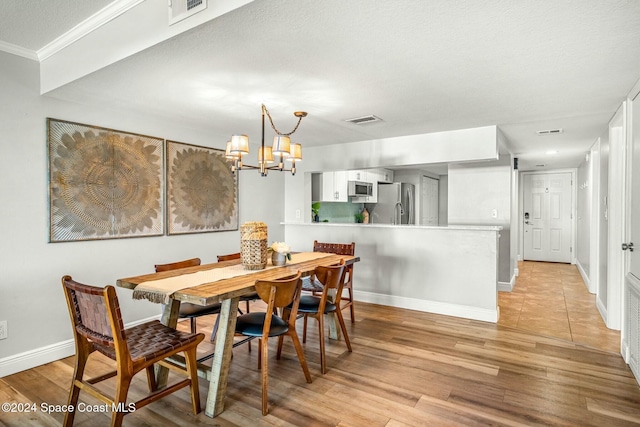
[[314, 260, 346, 291], [313, 241, 355, 283], [254, 272, 302, 309], [254, 272, 303, 335], [61, 275, 127, 355], [313, 241, 355, 256], [217, 252, 241, 262], [155, 257, 201, 272], [314, 260, 347, 307]]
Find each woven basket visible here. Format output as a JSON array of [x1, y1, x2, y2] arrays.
[[240, 221, 268, 270]]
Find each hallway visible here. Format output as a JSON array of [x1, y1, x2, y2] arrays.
[[498, 261, 621, 353]]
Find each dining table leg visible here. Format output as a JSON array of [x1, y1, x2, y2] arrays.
[[155, 298, 181, 388], [205, 296, 240, 417]]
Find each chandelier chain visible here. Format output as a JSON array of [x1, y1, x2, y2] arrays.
[[263, 104, 304, 136]]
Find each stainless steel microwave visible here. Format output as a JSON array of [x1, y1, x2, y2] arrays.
[[347, 180, 373, 197]]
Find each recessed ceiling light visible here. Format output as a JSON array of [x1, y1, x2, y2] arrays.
[[546, 150, 559, 155]]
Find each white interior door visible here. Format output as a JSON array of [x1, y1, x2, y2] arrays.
[[523, 172, 573, 263], [608, 103, 626, 331], [421, 176, 439, 225], [629, 94, 640, 296], [626, 93, 640, 374]]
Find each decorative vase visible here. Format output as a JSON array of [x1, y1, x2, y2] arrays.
[[271, 252, 287, 266], [240, 222, 268, 270]]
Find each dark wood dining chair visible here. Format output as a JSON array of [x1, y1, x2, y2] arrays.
[[284, 260, 352, 374], [155, 258, 222, 339], [307, 240, 357, 322], [234, 271, 312, 415], [61, 276, 203, 427]]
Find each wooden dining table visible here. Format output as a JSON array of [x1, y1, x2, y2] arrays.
[[116, 252, 358, 418]]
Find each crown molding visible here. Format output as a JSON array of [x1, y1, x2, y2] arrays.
[[0, 40, 38, 61], [37, 0, 145, 61]]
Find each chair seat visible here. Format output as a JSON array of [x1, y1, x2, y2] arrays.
[[296, 295, 337, 314], [179, 302, 222, 318], [94, 320, 202, 363], [235, 313, 289, 337]]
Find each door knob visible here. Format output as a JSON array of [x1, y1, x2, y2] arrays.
[[622, 242, 634, 252]]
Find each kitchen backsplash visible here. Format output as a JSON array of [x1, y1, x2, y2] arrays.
[[314, 202, 363, 223]]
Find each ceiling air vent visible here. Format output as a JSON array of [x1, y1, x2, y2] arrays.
[[345, 115, 383, 125], [536, 128, 564, 136], [169, 0, 207, 25]]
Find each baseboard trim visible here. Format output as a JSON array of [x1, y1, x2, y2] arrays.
[[576, 260, 593, 293], [0, 315, 160, 378], [355, 291, 498, 323], [498, 272, 517, 292], [596, 297, 608, 328], [622, 338, 630, 365]]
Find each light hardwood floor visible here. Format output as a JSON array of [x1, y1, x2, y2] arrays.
[[2, 262, 639, 426], [499, 261, 621, 353]]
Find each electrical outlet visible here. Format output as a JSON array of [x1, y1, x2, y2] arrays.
[[295, 209, 301, 219], [0, 320, 7, 340]]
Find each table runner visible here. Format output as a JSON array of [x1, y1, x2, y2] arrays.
[[132, 252, 334, 304]]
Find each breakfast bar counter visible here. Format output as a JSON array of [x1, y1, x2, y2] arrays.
[[283, 222, 501, 322]]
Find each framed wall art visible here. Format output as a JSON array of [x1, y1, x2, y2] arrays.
[[48, 119, 164, 242], [166, 140, 238, 235]]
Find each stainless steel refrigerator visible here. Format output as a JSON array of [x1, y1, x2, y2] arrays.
[[371, 182, 415, 224]]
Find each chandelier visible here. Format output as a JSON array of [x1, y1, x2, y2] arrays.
[[225, 104, 307, 176]]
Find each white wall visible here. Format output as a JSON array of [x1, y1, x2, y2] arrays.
[[447, 160, 513, 285], [439, 175, 449, 226], [597, 133, 610, 310], [576, 154, 591, 286], [0, 51, 284, 373]]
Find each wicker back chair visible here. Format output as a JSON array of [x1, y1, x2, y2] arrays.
[[61, 275, 203, 427], [311, 240, 357, 322]]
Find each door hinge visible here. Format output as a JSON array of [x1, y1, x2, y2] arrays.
[[570, 247, 573, 253]]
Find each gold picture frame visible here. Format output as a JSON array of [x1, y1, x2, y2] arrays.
[[48, 119, 164, 242], [166, 140, 238, 235]]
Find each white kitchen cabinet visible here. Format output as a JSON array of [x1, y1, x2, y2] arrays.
[[347, 170, 366, 181], [320, 171, 348, 202], [375, 168, 394, 183]]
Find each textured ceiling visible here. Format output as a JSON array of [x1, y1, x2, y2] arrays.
[[2, 0, 640, 171], [0, 0, 111, 51]]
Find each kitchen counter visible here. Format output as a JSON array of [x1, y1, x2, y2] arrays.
[[284, 222, 501, 323], [282, 222, 502, 231]]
